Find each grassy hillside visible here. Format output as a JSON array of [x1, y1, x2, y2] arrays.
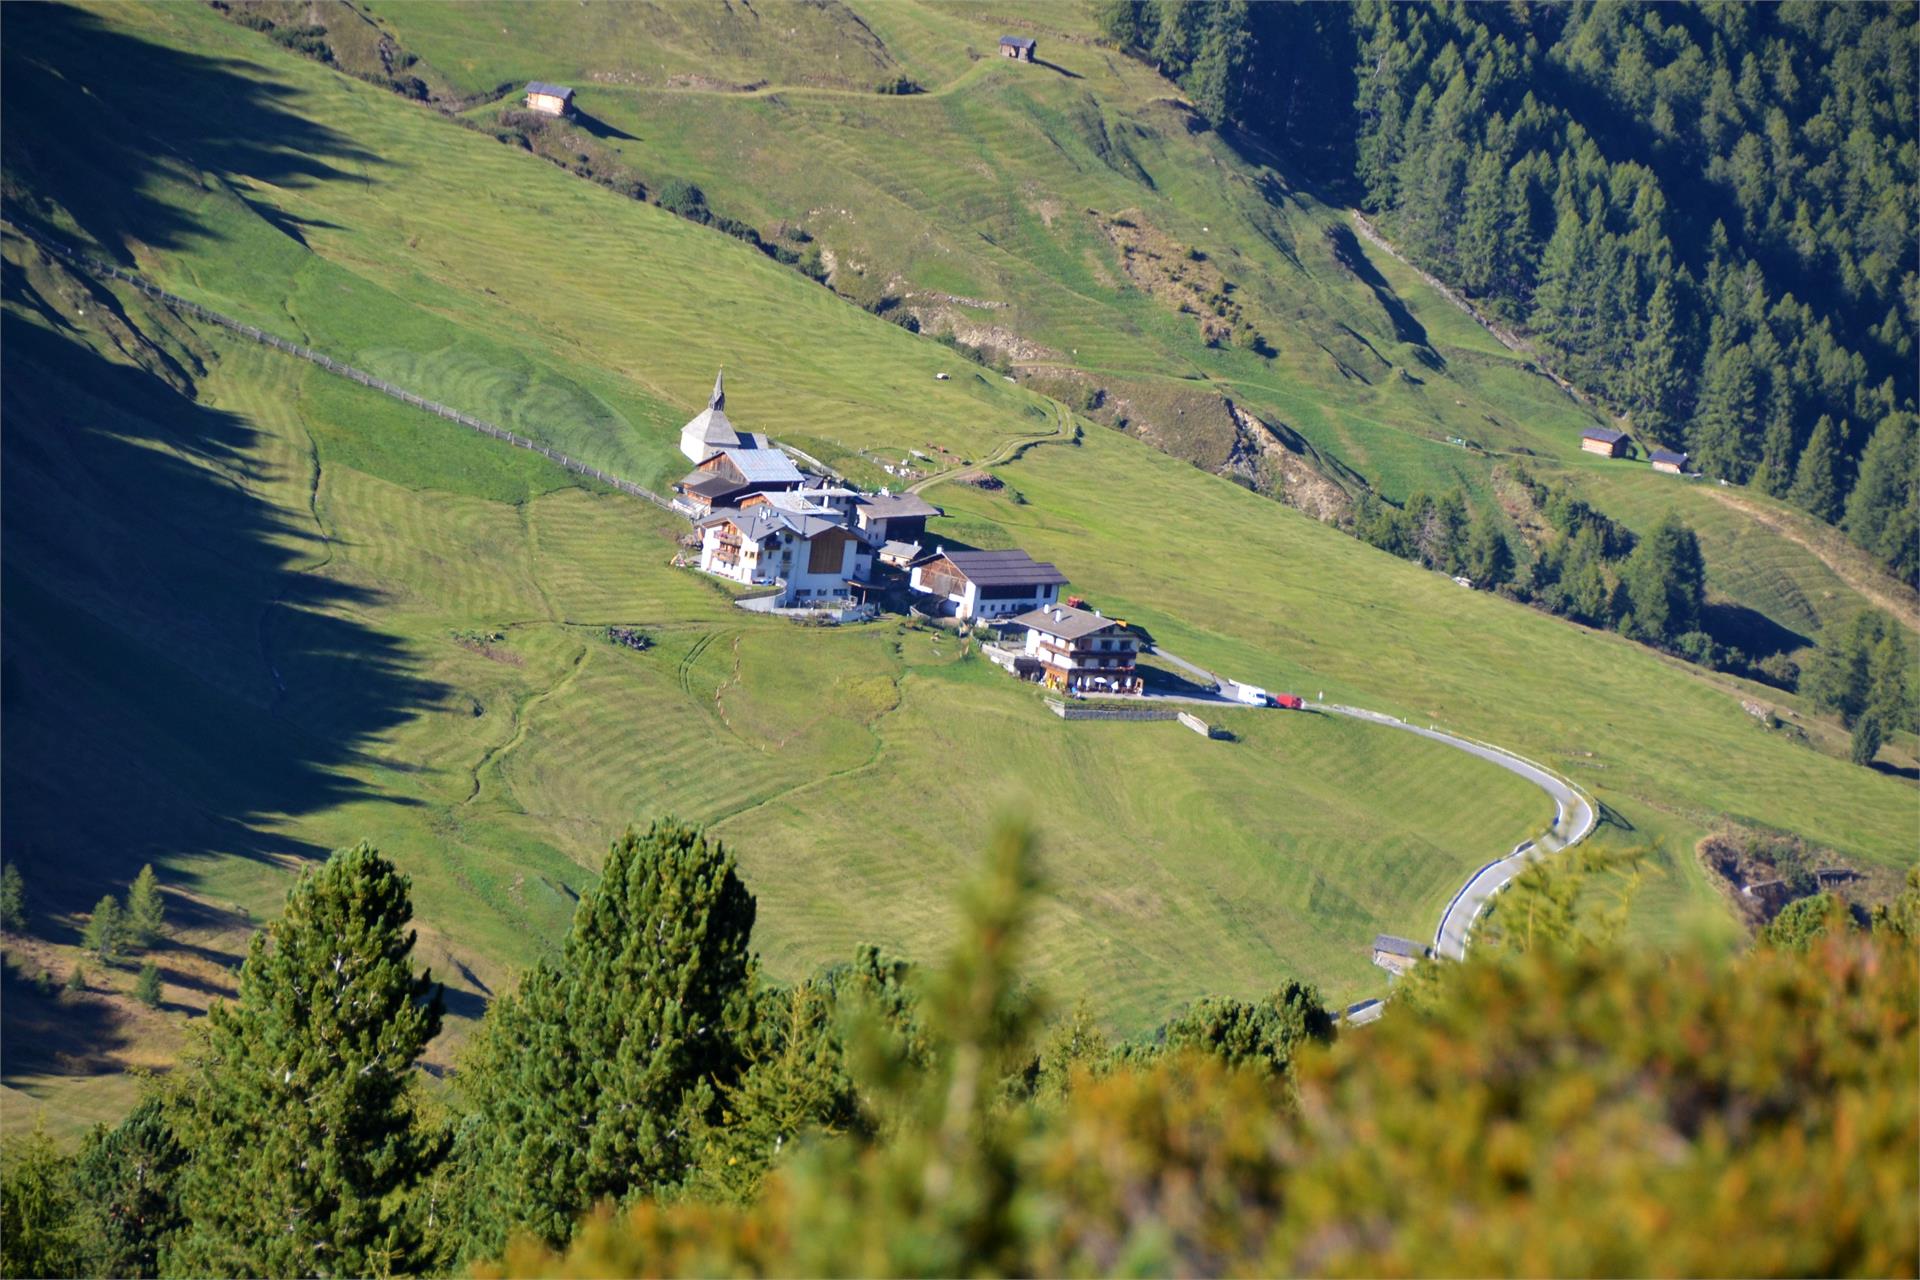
[[342, 0, 1920, 651], [2, 0, 1912, 1140]]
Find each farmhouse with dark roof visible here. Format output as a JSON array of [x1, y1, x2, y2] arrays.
[[910, 548, 1067, 621]]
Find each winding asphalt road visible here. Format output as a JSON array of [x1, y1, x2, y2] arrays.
[[1315, 705, 1596, 959], [1142, 646, 1596, 968]]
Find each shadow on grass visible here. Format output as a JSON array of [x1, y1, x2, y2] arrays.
[[1867, 759, 1920, 783], [1322, 223, 1434, 353], [572, 109, 638, 142], [1, 294, 445, 920], [1701, 601, 1811, 663], [1, 3, 384, 261], [1, 955, 133, 1077]]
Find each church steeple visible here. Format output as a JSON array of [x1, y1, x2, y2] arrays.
[[709, 368, 725, 411]]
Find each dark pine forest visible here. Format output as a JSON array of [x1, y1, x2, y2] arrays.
[[1098, 0, 1918, 585]]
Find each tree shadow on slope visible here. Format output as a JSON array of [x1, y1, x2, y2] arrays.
[[0, 285, 444, 927], [0, 2, 383, 260]]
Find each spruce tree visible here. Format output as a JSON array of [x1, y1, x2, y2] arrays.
[[165, 842, 444, 1278], [1842, 413, 1917, 584], [1751, 388, 1799, 497], [0, 860, 25, 932], [126, 864, 166, 948], [1692, 327, 1759, 480], [1627, 275, 1688, 439], [85, 894, 127, 961], [1789, 414, 1845, 523], [135, 961, 163, 1008], [1464, 515, 1515, 587], [455, 820, 758, 1253], [1620, 514, 1707, 643]]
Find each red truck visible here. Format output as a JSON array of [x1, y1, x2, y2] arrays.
[[1273, 693, 1305, 710]]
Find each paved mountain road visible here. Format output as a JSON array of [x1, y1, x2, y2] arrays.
[[1316, 705, 1596, 959], [1142, 646, 1596, 967]]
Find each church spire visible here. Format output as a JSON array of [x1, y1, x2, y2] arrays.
[[709, 368, 725, 411]]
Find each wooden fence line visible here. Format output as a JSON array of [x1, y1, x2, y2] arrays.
[[4, 220, 675, 512]]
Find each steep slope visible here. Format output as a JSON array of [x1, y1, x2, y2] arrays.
[[1, 0, 1911, 1137]]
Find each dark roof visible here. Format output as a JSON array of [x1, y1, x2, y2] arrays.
[[1010, 604, 1121, 641], [526, 81, 575, 99], [1000, 35, 1036, 49], [679, 472, 745, 500], [1372, 934, 1427, 959], [934, 548, 1069, 588], [1649, 449, 1688, 465], [1581, 427, 1628, 444]]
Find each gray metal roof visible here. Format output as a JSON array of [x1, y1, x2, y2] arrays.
[[1010, 604, 1121, 641], [1373, 934, 1427, 959], [699, 505, 845, 543], [1582, 427, 1628, 443], [719, 448, 804, 484], [526, 81, 575, 99], [1649, 449, 1688, 465], [857, 492, 941, 521], [934, 548, 1068, 588], [1000, 36, 1036, 49]]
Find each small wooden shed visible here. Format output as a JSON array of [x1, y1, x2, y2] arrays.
[[1649, 449, 1689, 475], [1580, 427, 1629, 457], [999, 36, 1036, 62], [524, 81, 576, 117], [1371, 934, 1429, 975]]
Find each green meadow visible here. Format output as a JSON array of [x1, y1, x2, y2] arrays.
[[2, 0, 1912, 1140]]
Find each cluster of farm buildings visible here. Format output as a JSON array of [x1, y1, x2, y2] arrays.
[[668, 373, 1140, 696], [1580, 427, 1689, 473]]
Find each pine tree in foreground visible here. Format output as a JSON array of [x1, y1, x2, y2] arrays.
[[73, 1094, 188, 1279], [454, 819, 758, 1255], [164, 842, 443, 1278]]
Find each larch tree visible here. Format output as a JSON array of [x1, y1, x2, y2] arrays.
[[453, 820, 758, 1255], [126, 863, 166, 948], [164, 842, 444, 1278]]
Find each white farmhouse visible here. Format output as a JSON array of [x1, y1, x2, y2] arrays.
[[909, 548, 1066, 621], [1009, 604, 1140, 694], [696, 500, 872, 606]]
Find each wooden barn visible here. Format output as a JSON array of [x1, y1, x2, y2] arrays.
[[1649, 449, 1689, 475], [1580, 427, 1629, 457], [999, 35, 1036, 62], [524, 81, 575, 117]]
